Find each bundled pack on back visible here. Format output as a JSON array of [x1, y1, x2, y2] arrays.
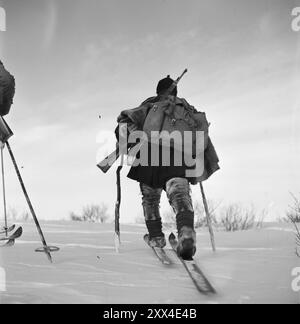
[[0, 60, 15, 116]]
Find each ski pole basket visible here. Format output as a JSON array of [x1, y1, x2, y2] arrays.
[[35, 246, 60, 253]]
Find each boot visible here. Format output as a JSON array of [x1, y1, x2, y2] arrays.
[[145, 219, 165, 248], [148, 235, 166, 248], [177, 226, 196, 260]]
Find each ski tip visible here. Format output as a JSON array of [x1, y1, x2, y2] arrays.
[[1, 224, 16, 234], [143, 233, 150, 243], [13, 226, 23, 238], [0, 226, 23, 242], [4, 239, 15, 247]]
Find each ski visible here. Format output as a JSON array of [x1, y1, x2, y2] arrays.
[[169, 233, 216, 295], [0, 224, 16, 235], [0, 226, 23, 247], [1, 238, 15, 247], [144, 234, 172, 265], [0, 226, 23, 242]]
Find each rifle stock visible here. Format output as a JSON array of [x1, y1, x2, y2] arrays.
[[97, 148, 120, 173], [97, 141, 144, 173]]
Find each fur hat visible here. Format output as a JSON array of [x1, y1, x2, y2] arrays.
[[156, 75, 177, 96]]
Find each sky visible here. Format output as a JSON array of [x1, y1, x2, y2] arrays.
[[0, 0, 299, 223]]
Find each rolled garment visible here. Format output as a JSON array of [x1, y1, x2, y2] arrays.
[[0, 61, 15, 116]]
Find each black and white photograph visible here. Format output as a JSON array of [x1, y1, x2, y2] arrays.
[[0, 0, 300, 307]]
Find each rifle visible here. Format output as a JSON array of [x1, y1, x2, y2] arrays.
[[97, 69, 188, 173]]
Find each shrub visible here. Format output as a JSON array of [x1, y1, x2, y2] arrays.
[[194, 200, 219, 229], [134, 201, 265, 233], [284, 193, 300, 257], [70, 212, 82, 222], [294, 224, 300, 258], [70, 203, 110, 223], [6, 207, 30, 222], [256, 208, 267, 229], [286, 193, 300, 223], [219, 204, 256, 232]]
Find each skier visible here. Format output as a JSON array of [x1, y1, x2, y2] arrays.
[[115, 74, 219, 260], [0, 60, 15, 117]]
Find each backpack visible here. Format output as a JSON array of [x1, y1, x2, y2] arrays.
[[143, 96, 209, 156]]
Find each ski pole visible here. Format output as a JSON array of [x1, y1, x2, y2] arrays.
[[200, 182, 216, 252], [114, 154, 124, 253], [5, 141, 58, 262], [1, 145, 8, 237]]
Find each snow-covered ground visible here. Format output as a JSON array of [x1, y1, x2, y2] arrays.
[[0, 221, 299, 304]]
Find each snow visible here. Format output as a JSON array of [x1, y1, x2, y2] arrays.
[[0, 221, 299, 304]]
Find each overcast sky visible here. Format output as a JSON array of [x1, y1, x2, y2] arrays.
[[0, 0, 299, 223]]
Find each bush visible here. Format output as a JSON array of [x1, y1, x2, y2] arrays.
[[134, 201, 265, 233], [256, 208, 267, 229], [70, 212, 82, 222], [284, 193, 300, 257], [289, 217, 300, 258], [70, 203, 110, 223], [294, 225, 300, 258], [6, 207, 30, 222], [194, 200, 219, 229], [219, 204, 256, 232], [286, 193, 300, 223]]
